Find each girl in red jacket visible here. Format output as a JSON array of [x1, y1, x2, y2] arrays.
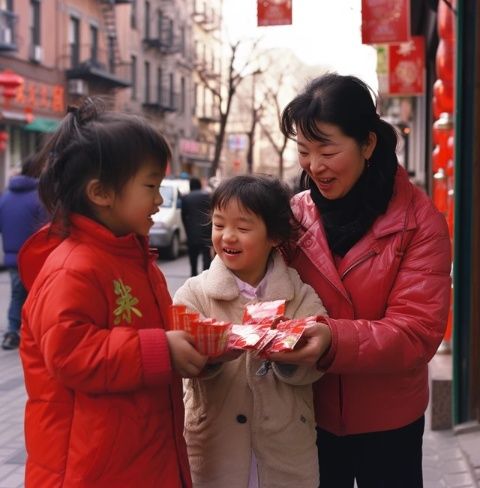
[[19, 98, 207, 488], [268, 74, 452, 487]]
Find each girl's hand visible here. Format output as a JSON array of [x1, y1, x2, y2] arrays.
[[166, 330, 208, 377], [268, 322, 332, 367], [207, 349, 243, 364]]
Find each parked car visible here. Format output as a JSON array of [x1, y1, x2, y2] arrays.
[[149, 180, 187, 259]]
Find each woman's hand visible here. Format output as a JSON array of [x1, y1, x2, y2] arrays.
[[268, 322, 332, 367], [166, 330, 208, 377]]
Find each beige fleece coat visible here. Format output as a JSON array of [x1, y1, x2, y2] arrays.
[[173, 251, 327, 488]]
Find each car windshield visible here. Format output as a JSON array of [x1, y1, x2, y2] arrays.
[[160, 186, 174, 208]]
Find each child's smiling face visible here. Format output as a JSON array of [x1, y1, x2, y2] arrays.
[[211, 198, 277, 287]]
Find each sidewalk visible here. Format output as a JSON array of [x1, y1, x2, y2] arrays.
[[0, 266, 479, 487], [1, 349, 479, 488]]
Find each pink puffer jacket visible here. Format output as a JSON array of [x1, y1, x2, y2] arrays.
[[286, 166, 452, 435]]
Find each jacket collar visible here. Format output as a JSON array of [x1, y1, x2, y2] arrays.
[[292, 166, 417, 301], [69, 213, 153, 259], [204, 250, 295, 302]]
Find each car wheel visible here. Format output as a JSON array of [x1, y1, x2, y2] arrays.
[[165, 232, 180, 260]]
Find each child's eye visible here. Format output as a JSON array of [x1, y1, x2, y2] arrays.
[[238, 228, 250, 232], [322, 153, 338, 158], [213, 223, 224, 229], [298, 151, 308, 157], [145, 184, 157, 189]]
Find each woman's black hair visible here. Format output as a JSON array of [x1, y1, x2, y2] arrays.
[[35, 97, 171, 232], [280, 72, 398, 191], [211, 174, 298, 245]]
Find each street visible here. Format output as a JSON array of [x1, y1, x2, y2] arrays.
[[0, 256, 478, 487]]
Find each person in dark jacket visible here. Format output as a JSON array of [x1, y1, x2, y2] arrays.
[[181, 177, 212, 276], [0, 156, 47, 350]]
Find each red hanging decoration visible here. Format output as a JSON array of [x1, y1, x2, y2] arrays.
[[433, 78, 454, 113], [436, 39, 455, 82]]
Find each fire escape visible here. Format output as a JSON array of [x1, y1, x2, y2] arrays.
[[66, 0, 131, 90]]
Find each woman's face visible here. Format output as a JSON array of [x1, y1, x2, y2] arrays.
[[296, 122, 376, 200]]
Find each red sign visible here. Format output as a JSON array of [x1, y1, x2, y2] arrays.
[[388, 36, 425, 95], [13, 79, 65, 114], [257, 0, 292, 27], [361, 0, 410, 44]]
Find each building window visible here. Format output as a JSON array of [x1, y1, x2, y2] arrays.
[[90, 24, 98, 63], [169, 73, 174, 108], [107, 35, 115, 72], [157, 10, 163, 40], [131, 55, 137, 100], [180, 76, 185, 114], [69, 16, 80, 67], [144, 1, 150, 39], [157, 67, 162, 104], [193, 82, 197, 116], [30, 0, 41, 48], [144, 61, 150, 103], [180, 25, 185, 57], [130, 0, 137, 29]]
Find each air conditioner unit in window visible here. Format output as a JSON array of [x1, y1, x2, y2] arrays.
[[0, 27, 12, 45], [31, 45, 43, 63], [68, 79, 88, 96]]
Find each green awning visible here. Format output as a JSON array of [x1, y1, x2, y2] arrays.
[[24, 117, 60, 133]]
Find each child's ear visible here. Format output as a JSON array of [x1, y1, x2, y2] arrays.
[[85, 179, 114, 207]]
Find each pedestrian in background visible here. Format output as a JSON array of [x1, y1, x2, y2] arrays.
[[174, 174, 327, 488], [19, 98, 206, 487], [181, 176, 212, 276], [0, 156, 46, 350], [269, 73, 452, 488]]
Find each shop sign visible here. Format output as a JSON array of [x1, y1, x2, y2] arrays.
[[257, 0, 292, 27], [361, 0, 410, 44], [12, 79, 65, 114], [388, 36, 425, 95], [227, 134, 247, 151], [179, 138, 212, 159]]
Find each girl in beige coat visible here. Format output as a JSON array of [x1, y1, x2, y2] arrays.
[[174, 175, 328, 488]]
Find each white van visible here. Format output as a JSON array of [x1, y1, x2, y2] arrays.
[[149, 180, 188, 259]]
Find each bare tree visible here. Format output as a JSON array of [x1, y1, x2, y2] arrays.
[[198, 39, 262, 177], [258, 73, 290, 179]]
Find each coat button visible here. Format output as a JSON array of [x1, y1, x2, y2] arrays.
[[236, 414, 247, 424]]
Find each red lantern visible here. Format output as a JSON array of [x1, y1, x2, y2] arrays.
[[433, 169, 448, 213], [0, 130, 8, 151], [432, 96, 441, 120], [433, 78, 454, 113], [0, 69, 24, 108], [432, 144, 449, 172], [433, 113, 454, 146], [446, 135, 454, 176], [438, 0, 455, 41], [436, 39, 455, 83]]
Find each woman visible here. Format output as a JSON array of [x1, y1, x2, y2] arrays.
[[269, 73, 451, 487]]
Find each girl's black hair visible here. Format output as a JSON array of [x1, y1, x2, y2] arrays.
[[280, 72, 398, 191], [211, 174, 298, 245], [36, 97, 171, 231]]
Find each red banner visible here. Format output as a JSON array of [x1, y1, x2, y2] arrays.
[[361, 0, 410, 44], [257, 0, 292, 27], [388, 36, 425, 95]]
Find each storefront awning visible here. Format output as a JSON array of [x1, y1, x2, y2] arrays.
[[24, 117, 60, 133]]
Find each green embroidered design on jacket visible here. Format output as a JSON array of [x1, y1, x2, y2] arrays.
[[113, 279, 143, 325]]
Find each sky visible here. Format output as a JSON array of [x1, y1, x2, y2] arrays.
[[222, 0, 378, 91]]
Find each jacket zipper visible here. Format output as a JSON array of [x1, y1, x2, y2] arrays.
[[340, 249, 378, 280]]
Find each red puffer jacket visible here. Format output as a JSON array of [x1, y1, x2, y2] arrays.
[[287, 166, 451, 435], [19, 214, 191, 488]]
